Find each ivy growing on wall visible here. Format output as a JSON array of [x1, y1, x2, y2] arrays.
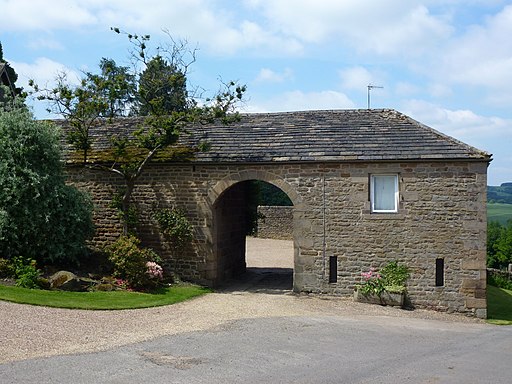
[[153, 207, 193, 249]]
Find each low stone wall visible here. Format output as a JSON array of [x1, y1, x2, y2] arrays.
[[257, 206, 293, 240], [487, 267, 512, 281]]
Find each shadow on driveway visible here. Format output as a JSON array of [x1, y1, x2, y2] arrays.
[[217, 267, 293, 295]]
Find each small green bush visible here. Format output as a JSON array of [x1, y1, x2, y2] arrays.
[[383, 285, 407, 294], [0, 258, 13, 278], [381, 261, 410, 288], [12, 257, 41, 289], [106, 235, 163, 291]]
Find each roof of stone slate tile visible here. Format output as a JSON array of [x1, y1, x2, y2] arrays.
[[56, 109, 491, 163]]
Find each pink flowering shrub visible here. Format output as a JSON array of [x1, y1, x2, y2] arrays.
[[357, 261, 410, 296], [113, 278, 129, 290], [146, 261, 163, 280], [361, 268, 381, 281], [358, 267, 385, 296], [106, 235, 164, 291]]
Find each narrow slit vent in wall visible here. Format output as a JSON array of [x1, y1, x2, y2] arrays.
[[435, 258, 444, 287], [329, 256, 337, 283]]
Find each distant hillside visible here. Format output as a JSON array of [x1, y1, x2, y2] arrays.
[[488, 183, 512, 204]]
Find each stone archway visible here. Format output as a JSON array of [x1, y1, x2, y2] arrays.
[[207, 169, 303, 210], [206, 170, 304, 287]]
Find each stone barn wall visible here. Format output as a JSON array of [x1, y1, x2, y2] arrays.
[[257, 206, 293, 240], [67, 159, 488, 317]]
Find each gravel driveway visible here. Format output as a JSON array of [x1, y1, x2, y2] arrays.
[[0, 238, 484, 364]]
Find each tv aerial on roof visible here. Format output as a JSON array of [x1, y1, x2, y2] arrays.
[[367, 84, 383, 109]]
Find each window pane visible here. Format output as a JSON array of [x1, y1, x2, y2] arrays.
[[373, 175, 397, 211]]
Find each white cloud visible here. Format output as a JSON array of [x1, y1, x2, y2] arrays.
[[395, 82, 420, 96], [11, 57, 81, 119], [219, 20, 302, 55], [246, 90, 356, 112], [246, 1, 453, 56], [363, 5, 453, 55], [254, 68, 293, 83], [0, 0, 454, 58], [435, 5, 512, 104], [401, 98, 512, 185], [0, 0, 303, 56], [26, 38, 65, 51], [11, 58, 80, 90], [402, 99, 511, 141], [339, 67, 373, 91], [0, 0, 97, 31], [98, 1, 251, 54], [489, 163, 512, 186], [427, 83, 453, 98]]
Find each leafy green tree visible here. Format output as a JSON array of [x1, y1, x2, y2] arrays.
[[0, 42, 26, 111], [32, 73, 105, 165], [0, 108, 94, 266], [255, 181, 293, 206], [137, 55, 188, 116], [34, 29, 246, 235], [495, 221, 512, 269], [487, 221, 503, 268], [488, 220, 512, 269], [87, 58, 137, 117]]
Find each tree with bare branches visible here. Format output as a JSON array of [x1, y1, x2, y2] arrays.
[[33, 29, 246, 235]]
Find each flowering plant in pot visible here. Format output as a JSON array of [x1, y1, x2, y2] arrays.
[[354, 261, 410, 307]]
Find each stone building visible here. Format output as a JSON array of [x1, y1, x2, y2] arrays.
[[65, 109, 491, 317]]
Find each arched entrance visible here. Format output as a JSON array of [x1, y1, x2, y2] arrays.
[[208, 171, 302, 290]]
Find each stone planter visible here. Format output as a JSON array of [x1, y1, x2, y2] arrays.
[[353, 289, 405, 307]]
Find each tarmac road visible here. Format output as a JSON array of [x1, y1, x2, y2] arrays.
[[1, 314, 511, 384]]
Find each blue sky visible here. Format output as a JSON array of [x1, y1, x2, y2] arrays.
[[1, 0, 511, 185]]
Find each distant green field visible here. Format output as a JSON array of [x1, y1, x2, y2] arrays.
[[488, 203, 512, 225]]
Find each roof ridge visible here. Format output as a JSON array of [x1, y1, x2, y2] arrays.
[[237, 108, 394, 116], [55, 109, 492, 164]]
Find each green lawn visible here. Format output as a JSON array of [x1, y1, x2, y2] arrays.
[[487, 285, 512, 325], [0, 284, 210, 310], [487, 203, 512, 225]]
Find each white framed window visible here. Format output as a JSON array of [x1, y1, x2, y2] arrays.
[[370, 174, 399, 213]]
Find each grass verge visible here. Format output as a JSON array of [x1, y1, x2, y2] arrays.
[[487, 285, 512, 325], [0, 284, 210, 310]]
